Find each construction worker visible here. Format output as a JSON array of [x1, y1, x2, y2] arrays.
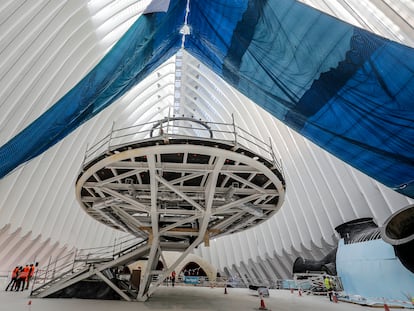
[[171, 270, 176, 287], [26, 262, 38, 290], [13, 267, 23, 291], [5, 266, 19, 291], [324, 275, 332, 301], [16, 265, 29, 291]]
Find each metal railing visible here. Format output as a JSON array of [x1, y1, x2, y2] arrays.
[[82, 117, 283, 175], [31, 235, 146, 294], [293, 273, 344, 293]]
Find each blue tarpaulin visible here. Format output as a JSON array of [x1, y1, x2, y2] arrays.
[[1, 0, 414, 198]]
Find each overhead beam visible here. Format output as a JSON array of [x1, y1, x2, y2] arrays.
[[100, 187, 149, 213], [223, 172, 267, 193], [110, 206, 146, 230], [159, 214, 201, 234], [106, 161, 263, 173], [213, 193, 263, 214], [155, 175, 205, 212], [95, 168, 145, 186], [84, 183, 278, 196]]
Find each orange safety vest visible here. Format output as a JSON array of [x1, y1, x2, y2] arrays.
[[29, 265, 36, 277], [20, 266, 30, 279], [11, 267, 19, 278], [19, 270, 28, 279]]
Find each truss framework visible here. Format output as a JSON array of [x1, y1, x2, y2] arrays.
[[75, 137, 285, 300]]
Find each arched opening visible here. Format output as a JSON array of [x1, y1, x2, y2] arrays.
[[156, 260, 164, 271], [181, 262, 207, 276]]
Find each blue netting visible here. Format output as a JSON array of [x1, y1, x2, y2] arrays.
[[0, 1, 185, 177], [185, 0, 414, 197], [1, 0, 414, 199]]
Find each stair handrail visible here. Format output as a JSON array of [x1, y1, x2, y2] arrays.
[[75, 236, 145, 263], [31, 236, 148, 296], [31, 250, 87, 295], [112, 238, 148, 258]]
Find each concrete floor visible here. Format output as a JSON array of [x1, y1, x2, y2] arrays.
[[0, 286, 386, 311]]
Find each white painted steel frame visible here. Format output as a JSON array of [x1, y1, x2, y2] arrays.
[[0, 0, 413, 284], [75, 140, 285, 299]]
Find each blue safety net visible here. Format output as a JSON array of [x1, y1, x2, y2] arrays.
[[1, 0, 414, 199], [0, 0, 185, 177], [185, 0, 414, 198]]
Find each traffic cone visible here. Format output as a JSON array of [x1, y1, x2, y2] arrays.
[[298, 288, 302, 297], [332, 292, 338, 303], [259, 293, 268, 310], [384, 303, 390, 311], [290, 288, 294, 294]]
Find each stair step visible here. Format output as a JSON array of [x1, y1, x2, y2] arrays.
[[31, 240, 149, 298]]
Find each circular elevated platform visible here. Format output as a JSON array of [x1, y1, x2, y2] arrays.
[[76, 119, 286, 245]]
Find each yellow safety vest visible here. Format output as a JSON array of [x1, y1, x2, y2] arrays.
[[324, 278, 331, 290]]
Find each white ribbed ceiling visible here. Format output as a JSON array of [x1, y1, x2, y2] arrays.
[[0, 0, 413, 278]]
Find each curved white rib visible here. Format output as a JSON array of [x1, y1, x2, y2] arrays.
[[0, 0, 414, 282]]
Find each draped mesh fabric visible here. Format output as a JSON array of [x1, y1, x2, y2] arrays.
[[1, 0, 414, 198]]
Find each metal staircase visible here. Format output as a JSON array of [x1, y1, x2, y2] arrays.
[[30, 236, 150, 300]]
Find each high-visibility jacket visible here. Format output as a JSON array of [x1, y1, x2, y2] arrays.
[[11, 267, 19, 278], [29, 265, 36, 277], [324, 277, 331, 290], [19, 270, 28, 279], [20, 266, 30, 279]]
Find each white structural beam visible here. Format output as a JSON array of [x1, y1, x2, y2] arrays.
[[1, 0, 413, 289]]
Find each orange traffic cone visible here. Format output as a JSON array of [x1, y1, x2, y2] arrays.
[[384, 303, 390, 311], [259, 293, 268, 310]]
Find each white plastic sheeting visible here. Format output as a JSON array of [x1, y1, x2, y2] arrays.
[[336, 239, 414, 301]]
